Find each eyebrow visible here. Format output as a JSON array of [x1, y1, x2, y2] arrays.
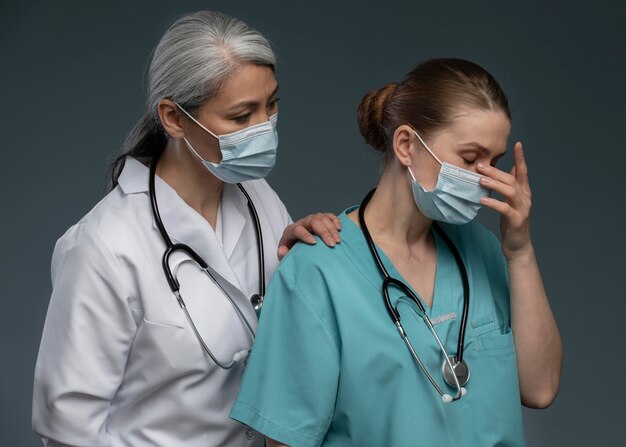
[[225, 84, 280, 112], [458, 141, 506, 157]]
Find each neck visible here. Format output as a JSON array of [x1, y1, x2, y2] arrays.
[[362, 161, 433, 246], [156, 138, 224, 226]]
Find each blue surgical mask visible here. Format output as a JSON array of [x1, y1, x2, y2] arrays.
[[408, 129, 490, 225], [176, 103, 278, 183]]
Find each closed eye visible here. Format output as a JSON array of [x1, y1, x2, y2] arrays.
[[461, 154, 478, 166]]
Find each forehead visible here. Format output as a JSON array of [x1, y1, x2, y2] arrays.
[[208, 64, 277, 108], [442, 109, 511, 154]]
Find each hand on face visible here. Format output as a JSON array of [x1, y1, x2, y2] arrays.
[[400, 110, 534, 259], [477, 142, 533, 260]]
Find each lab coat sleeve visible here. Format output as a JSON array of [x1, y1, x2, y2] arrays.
[[277, 190, 293, 226], [33, 223, 136, 447], [247, 178, 293, 228], [231, 267, 340, 447]]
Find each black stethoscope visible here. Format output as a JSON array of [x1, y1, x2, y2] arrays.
[[149, 156, 265, 369], [358, 189, 471, 402]]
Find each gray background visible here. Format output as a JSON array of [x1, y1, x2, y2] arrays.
[[2, 0, 624, 445]]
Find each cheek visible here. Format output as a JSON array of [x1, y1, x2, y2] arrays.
[[412, 156, 441, 191], [186, 127, 222, 163]]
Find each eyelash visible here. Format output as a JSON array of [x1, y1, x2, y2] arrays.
[[232, 113, 251, 123], [269, 97, 281, 108], [231, 98, 281, 123]]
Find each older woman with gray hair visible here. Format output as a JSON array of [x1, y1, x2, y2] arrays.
[[32, 11, 340, 447]]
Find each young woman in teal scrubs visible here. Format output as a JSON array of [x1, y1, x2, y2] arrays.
[[231, 58, 562, 447]]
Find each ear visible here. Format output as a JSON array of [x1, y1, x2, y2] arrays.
[[391, 124, 416, 167], [158, 99, 186, 139]]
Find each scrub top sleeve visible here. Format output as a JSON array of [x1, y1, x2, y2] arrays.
[[33, 224, 136, 447], [231, 268, 339, 447]]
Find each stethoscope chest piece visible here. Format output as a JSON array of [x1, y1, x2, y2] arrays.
[[250, 293, 264, 315], [149, 157, 265, 370], [358, 188, 472, 402], [442, 355, 470, 387]]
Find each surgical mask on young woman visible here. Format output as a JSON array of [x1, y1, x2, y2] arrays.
[[408, 129, 490, 225], [176, 103, 278, 183]]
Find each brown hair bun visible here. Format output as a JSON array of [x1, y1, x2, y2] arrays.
[[357, 82, 398, 151]]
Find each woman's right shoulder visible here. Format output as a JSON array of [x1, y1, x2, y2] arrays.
[[269, 227, 356, 305], [276, 209, 359, 278], [279, 235, 338, 271], [53, 187, 150, 266]]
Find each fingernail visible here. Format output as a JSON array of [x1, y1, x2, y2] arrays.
[[478, 163, 485, 169], [480, 197, 488, 204], [480, 176, 490, 184]]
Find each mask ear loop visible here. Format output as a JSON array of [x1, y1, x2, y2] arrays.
[[407, 165, 418, 182], [407, 129, 444, 185], [175, 102, 222, 166], [174, 102, 220, 139], [182, 137, 213, 164], [412, 130, 443, 165]]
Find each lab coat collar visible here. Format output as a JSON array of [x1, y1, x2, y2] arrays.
[[118, 157, 150, 194], [118, 157, 247, 288]]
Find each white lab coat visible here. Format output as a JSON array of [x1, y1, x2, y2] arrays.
[[32, 157, 292, 447]]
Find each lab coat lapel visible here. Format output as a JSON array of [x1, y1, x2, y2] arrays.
[[151, 175, 242, 289], [220, 184, 247, 261]]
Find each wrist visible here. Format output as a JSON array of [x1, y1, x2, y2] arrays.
[[504, 243, 535, 265]]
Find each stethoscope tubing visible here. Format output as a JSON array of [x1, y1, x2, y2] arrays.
[[358, 188, 470, 401], [236, 183, 266, 298], [148, 156, 264, 369], [430, 222, 470, 362]]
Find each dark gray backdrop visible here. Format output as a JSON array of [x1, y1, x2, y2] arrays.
[[2, 1, 624, 445]]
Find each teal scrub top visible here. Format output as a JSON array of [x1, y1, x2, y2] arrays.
[[231, 208, 525, 447]]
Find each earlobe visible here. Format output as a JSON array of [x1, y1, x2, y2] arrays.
[[157, 99, 186, 139], [392, 124, 415, 167]]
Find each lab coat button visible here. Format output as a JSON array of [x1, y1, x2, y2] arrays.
[[246, 429, 257, 440]]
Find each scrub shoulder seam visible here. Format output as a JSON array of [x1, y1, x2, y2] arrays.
[[278, 269, 341, 354]]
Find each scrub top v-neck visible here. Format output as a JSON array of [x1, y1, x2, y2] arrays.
[[231, 207, 525, 447]]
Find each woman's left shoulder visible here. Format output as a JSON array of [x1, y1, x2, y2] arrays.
[[240, 178, 279, 201], [239, 178, 291, 225]]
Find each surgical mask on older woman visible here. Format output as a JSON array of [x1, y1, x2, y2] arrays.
[[177, 103, 278, 184]]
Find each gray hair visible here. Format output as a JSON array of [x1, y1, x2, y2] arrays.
[[110, 10, 276, 187]]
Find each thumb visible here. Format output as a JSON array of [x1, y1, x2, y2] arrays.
[[277, 244, 289, 260]]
